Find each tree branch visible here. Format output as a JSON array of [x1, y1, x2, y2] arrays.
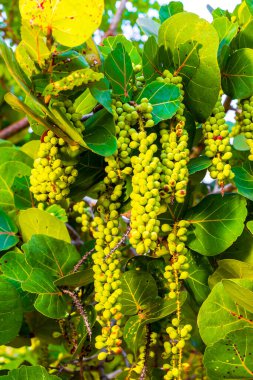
[[103, 0, 127, 39], [223, 95, 232, 113], [0, 117, 29, 140]]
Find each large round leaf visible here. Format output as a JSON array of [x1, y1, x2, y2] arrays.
[[0, 277, 23, 345], [158, 12, 220, 121], [185, 194, 247, 256], [204, 327, 253, 379], [20, 0, 104, 47]]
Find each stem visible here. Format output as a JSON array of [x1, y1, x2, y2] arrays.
[[139, 324, 151, 380], [103, 0, 127, 39], [72, 247, 95, 273], [62, 289, 92, 340], [223, 95, 232, 113], [104, 225, 131, 261], [0, 117, 29, 139]]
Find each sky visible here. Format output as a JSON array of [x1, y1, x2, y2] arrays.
[[157, 0, 241, 21]]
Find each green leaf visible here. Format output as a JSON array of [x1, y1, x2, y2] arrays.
[[0, 147, 32, 167], [18, 208, 70, 243], [123, 315, 145, 355], [119, 270, 158, 315], [198, 281, 253, 345], [22, 235, 80, 278], [12, 176, 33, 210], [45, 204, 68, 223], [54, 268, 94, 288], [104, 43, 133, 102], [89, 78, 113, 114], [185, 194, 247, 256], [233, 19, 253, 49], [204, 327, 253, 380], [21, 268, 59, 294], [144, 294, 186, 323], [158, 12, 220, 121], [0, 277, 23, 345], [184, 250, 212, 305], [209, 259, 253, 289], [212, 17, 238, 68], [188, 156, 211, 175], [233, 134, 250, 151], [35, 293, 69, 319], [223, 279, 253, 314], [136, 82, 180, 125], [0, 37, 31, 93], [100, 35, 141, 65], [159, 2, 184, 23], [142, 36, 163, 84], [83, 109, 117, 157], [173, 40, 201, 85], [70, 150, 105, 200], [3, 365, 61, 379], [221, 228, 253, 266], [233, 162, 253, 201], [0, 252, 32, 283], [248, 220, 253, 235], [0, 209, 19, 251], [222, 48, 253, 99], [74, 89, 97, 115], [43, 68, 103, 96], [0, 162, 31, 187], [137, 17, 160, 39], [0, 176, 14, 212]]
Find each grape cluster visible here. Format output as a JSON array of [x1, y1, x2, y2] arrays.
[[157, 70, 185, 123], [51, 99, 84, 135], [203, 97, 234, 186], [160, 121, 189, 204], [162, 220, 192, 379], [73, 201, 91, 233], [236, 96, 253, 161], [130, 130, 162, 254], [30, 131, 78, 205]]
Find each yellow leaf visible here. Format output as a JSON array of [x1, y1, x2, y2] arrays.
[[20, 0, 104, 47]]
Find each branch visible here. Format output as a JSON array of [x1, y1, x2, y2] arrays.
[[62, 289, 92, 340], [0, 117, 29, 139], [72, 247, 95, 273], [103, 0, 127, 39], [223, 95, 232, 113]]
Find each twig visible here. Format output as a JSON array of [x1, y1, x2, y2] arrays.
[[66, 223, 84, 246], [72, 247, 95, 273], [140, 324, 151, 380], [62, 289, 92, 340], [0, 117, 29, 139], [223, 95, 232, 113], [211, 183, 237, 194], [104, 225, 131, 261], [103, 0, 127, 39]]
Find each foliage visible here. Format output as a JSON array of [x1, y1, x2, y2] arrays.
[[0, 1, 252, 380]]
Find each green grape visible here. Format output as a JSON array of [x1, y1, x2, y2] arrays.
[[30, 131, 78, 206], [203, 96, 234, 187], [236, 96, 253, 161], [160, 121, 189, 204], [73, 201, 91, 233], [52, 99, 85, 134]]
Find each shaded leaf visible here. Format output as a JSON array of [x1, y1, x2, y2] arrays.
[[213, 17, 238, 68], [186, 194, 247, 256], [233, 162, 253, 201], [222, 48, 253, 99], [142, 36, 163, 84], [136, 81, 181, 125], [0, 277, 23, 345], [209, 259, 253, 289], [119, 271, 158, 315], [2, 365, 61, 379], [104, 43, 133, 102], [223, 279, 253, 314], [0, 209, 19, 251], [100, 35, 141, 65], [158, 12, 220, 121], [188, 156, 211, 175], [12, 176, 33, 210], [137, 17, 160, 39], [84, 108, 117, 157], [74, 89, 97, 115], [54, 268, 94, 288]]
